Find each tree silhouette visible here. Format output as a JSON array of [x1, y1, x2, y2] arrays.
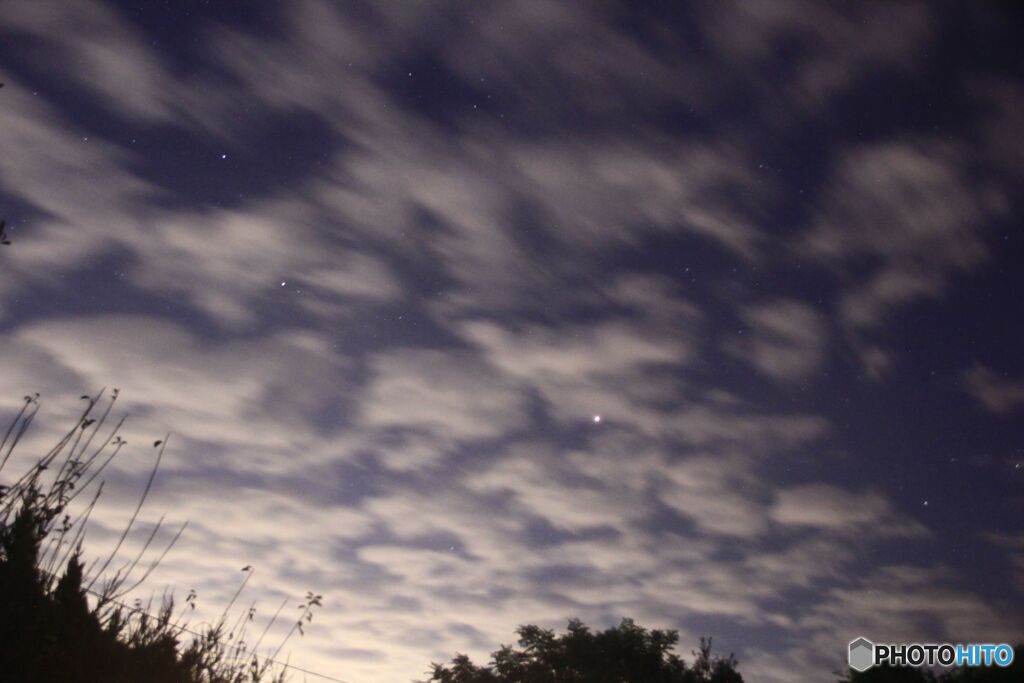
[[838, 666, 939, 683], [422, 618, 744, 683]]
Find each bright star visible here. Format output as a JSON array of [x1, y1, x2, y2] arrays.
[[280, 281, 286, 287], [592, 415, 602, 424], [221, 154, 227, 159]]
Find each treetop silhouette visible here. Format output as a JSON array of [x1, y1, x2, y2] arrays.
[[422, 617, 744, 683]]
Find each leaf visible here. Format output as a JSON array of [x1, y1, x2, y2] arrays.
[[153, 440, 163, 447]]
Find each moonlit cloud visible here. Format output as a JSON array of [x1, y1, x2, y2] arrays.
[[771, 484, 928, 536], [731, 299, 828, 382], [962, 364, 1024, 416]]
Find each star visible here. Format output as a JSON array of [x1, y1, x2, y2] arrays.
[[592, 415, 602, 424], [280, 281, 286, 287]]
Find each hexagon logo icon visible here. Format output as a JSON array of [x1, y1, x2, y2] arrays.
[[848, 637, 875, 672]]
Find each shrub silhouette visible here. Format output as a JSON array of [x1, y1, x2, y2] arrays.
[[0, 391, 318, 683], [422, 617, 744, 682]]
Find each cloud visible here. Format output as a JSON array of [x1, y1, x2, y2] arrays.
[[805, 142, 1005, 328], [0, 80, 401, 331], [697, 2, 936, 113], [659, 454, 769, 538], [662, 405, 827, 452], [745, 562, 1024, 683], [812, 564, 1019, 643], [132, 207, 401, 327], [985, 532, 1024, 595], [5, 316, 351, 474], [467, 443, 647, 534], [771, 484, 927, 537], [962, 364, 1024, 415], [1, 0, 176, 122], [799, 141, 1009, 377], [360, 348, 527, 443], [772, 484, 890, 529], [461, 318, 692, 429], [506, 139, 766, 261], [0, 85, 156, 278], [731, 299, 828, 382]]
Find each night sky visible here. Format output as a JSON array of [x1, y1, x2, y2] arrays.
[[1, 2, 1023, 681]]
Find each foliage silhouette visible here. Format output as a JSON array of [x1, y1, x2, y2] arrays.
[[0, 391, 320, 683], [422, 617, 744, 683], [837, 654, 1024, 683]]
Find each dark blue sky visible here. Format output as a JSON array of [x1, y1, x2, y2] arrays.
[[1, 2, 1022, 681]]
